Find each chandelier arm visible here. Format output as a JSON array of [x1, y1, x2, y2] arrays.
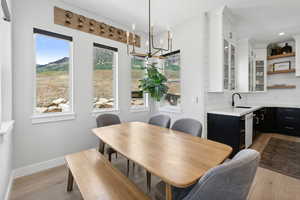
[[151, 36, 170, 52], [151, 49, 162, 56]]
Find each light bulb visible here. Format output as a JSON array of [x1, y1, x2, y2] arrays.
[[132, 24, 136, 31]]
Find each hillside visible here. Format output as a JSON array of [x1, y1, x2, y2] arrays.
[[37, 57, 69, 73]]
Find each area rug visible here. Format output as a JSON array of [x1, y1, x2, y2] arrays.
[[260, 137, 300, 180]]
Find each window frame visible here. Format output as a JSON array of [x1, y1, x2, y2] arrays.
[[31, 28, 74, 124], [130, 56, 149, 112], [92, 42, 119, 113], [159, 50, 182, 113]]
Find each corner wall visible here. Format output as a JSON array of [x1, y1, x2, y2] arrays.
[[12, 0, 150, 170], [0, 0, 13, 198], [156, 14, 207, 137]]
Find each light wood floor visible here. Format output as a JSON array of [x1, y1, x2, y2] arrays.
[[10, 133, 300, 200]]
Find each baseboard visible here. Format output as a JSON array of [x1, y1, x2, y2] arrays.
[[4, 173, 13, 200], [13, 156, 65, 179]]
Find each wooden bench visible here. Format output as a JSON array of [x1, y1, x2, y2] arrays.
[[65, 149, 150, 200]]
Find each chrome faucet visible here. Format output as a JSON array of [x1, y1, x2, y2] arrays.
[[232, 93, 242, 107]]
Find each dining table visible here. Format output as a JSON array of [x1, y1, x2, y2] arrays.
[[93, 122, 233, 200]]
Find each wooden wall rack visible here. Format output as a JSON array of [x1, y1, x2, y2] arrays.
[[54, 7, 141, 47]]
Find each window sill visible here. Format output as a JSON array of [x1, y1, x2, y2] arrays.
[[31, 112, 76, 124], [130, 106, 150, 113], [91, 109, 120, 117], [159, 106, 182, 114]]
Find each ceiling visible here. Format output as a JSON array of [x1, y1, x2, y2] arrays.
[[61, 0, 300, 43], [61, 0, 226, 33], [228, 0, 300, 43]]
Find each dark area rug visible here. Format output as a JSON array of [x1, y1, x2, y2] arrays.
[[260, 137, 300, 180]]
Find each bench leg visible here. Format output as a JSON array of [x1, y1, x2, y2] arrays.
[[98, 140, 105, 154], [67, 169, 74, 192], [147, 171, 151, 192]]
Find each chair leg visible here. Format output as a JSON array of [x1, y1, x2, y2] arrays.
[[108, 153, 112, 162], [132, 162, 136, 174], [67, 169, 74, 192], [98, 140, 105, 154], [127, 159, 130, 177], [147, 171, 151, 192]]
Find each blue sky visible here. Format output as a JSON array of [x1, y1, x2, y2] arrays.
[[36, 34, 70, 65]]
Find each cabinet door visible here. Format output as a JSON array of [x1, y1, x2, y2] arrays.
[[248, 51, 255, 91], [224, 39, 230, 90], [230, 44, 236, 90], [255, 60, 265, 91]]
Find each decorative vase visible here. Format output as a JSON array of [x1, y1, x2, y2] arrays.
[[281, 43, 292, 54]]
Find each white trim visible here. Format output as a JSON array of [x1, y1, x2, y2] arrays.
[[130, 107, 150, 113], [4, 173, 13, 200], [0, 120, 14, 136], [91, 109, 120, 117], [13, 156, 65, 179], [159, 106, 182, 113], [31, 112, 76, 124]]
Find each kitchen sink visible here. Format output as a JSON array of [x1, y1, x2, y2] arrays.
[[235, 106, 252, 109]]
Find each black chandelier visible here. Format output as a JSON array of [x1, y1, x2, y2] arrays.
[[126, 0, 173, 59]]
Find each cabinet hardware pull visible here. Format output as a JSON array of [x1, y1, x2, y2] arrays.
[[285, 126, 295, 130], [285, 116, 294, 120]]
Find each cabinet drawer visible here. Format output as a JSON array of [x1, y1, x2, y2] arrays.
[[277, 108, 300, 118], [278, 121, 300, 136]]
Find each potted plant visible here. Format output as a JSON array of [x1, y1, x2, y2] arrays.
[[139, 63, 168, 102]]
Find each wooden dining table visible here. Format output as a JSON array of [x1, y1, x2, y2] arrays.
[[93, 122, 232, 200]]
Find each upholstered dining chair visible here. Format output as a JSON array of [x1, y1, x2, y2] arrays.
[[149, 114, 171, 128], [96, 114, 121, 162], [171, 118, 203, 137], [154, 149, 260, 200]]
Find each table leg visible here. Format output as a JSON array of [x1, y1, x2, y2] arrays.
[[98, 140, 105, 154], [67, 169, 74, 192], [146, 171, 151, 192], [166, 183, 172, 200]]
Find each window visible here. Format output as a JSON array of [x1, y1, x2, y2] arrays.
[[93, 43, 118, 111], [131, 57, 148, 109], [34, 28, 73, 115], [161, 50, 181, 109]]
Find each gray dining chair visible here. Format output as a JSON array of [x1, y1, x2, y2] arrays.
[[145, 114, 171, 192], [172, 118, 202, 137], [96, 114, 121, 162], [154, 149, 260, 200], [149, 114, 171, 128]]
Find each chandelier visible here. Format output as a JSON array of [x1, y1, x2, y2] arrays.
[[126, 0, 173, 59]]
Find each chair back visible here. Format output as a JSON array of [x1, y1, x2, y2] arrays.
[[149, 115, 171, 128], [183, 149, 260, 200], [172, 118, 202, 137], [96, 114, 121, 128]]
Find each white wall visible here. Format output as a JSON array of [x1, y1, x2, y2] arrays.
[[12, 0, 150, 170], [156, 14, 207, 136], [0, 0, 13, 198]]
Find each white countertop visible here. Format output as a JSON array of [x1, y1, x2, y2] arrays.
[[208, 106, 263, 117], [208, 104, 300, 117]]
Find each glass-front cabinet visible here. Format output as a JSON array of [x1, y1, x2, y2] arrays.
[[230, 44, 236, 90], [223, 39, 230, 90], [254, 60, 265, 91], [223, 39, 236, 91]]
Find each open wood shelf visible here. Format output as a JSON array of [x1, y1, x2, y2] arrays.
[[267, 69, 296, 75], [267, 52, 295, 60], [267, 85, 296, 89]]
